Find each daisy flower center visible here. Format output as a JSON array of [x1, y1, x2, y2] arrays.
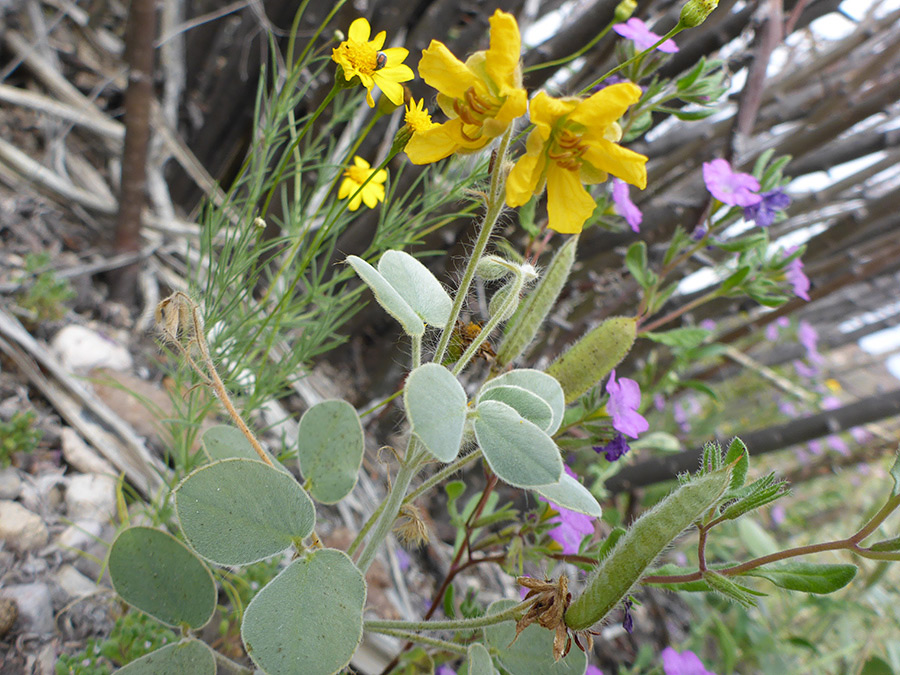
[[342, 41, 379, 76]]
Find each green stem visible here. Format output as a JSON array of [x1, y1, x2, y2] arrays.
[[365, 598, 533, 632], [639, 288, 720, 334], [524, 21, 616, 73], [433, 127, 513, 364], [212, 650, 255, 675], [355, 442, 424, 573], [365, 628, 469, 656], [347, 498, 385, 558], [404, 449, 483, 505], [581, 25, 686, 95], [412, 334, 422, 370], [852, 494, 900, 543]]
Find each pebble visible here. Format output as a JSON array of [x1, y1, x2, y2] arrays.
[[65, 473, 117, 521], [54, 564, 98, 599], [50, 324, 132, 373], [60, 428, 115, 475], [54, 519, 104, 554], [0, 468, 21, 499], [0, 500, 49, 552], [0, 596, 16, 637], [0, 583, 54, 635]]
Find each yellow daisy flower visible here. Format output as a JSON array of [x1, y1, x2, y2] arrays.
[[405, 98, 437, 133], [405, 10, 527, 164], [338, 156, 387, 211], [506, 83, 648, 234], [332, 17, 414, 108]]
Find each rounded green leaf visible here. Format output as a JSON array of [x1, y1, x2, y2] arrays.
[[241, 548, 365, 675], [298, 400, 364, 504], [116, 639, 215, 674], [347, 255, 425, 336], [108, 527, 215, 629], [405, 363, 467, 463], [378, 250, 452, 328], [533, 474, 602, 518], [202, 425, 283, 469], [484, 600, 587, 675], [743, 562, 858, 594], [465, 643, 498, 675], [175, 458, 315, 566], [478, 385, 553, 433], [479, 369, 565, 434], [473, 400, 562, 488]]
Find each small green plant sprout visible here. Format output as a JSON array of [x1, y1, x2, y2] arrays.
[[0, 410, 43, 466], [15, 252, 76, 322]]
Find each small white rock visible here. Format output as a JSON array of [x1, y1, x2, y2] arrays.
[[50, 324, 132, 373], [54, 519, 104, 554], [54, 564, 98, 599], [60, 428, 115, 475], [0, 500, 49, 552], [0, 583, 54, 635], [0, 468, 21, 500], [64, 474, 117, 521]]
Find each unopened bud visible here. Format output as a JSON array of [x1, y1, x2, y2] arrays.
[[614, 0, 637, 22], [679, 0, 718, 28], [476, 255, 516, 281], [390, 125, 413, 156]]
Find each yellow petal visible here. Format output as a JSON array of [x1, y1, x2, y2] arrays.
[[405, 124, 460, 164], [419, 41, 479, 100], [484, 10, 522, 91], [338, 178, 355, 200], [506, 153, 542, 207], [582, 140, 648, 189], [353, 156, 371, 169], [362, 184, 385, 209], [372, 168, 388, 184], [348, 18, 371, 43], [348, 193, 363, 211], [382, 47, 410, 68], [494, 88, 528, 125], [529, 92, 578, 130], [546, 166, 596, 234], [570, 82, 642, 130], [372, 30, 386, 51], [374, 74, 406, 105]]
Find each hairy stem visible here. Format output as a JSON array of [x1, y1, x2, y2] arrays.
[[365, 628, 469, 655], [365, 598, 533, 632]]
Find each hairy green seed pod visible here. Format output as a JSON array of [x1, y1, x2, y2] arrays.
[[614, 0, 637, 22], [476, 255, 516, 281], [564, 466, 731, 631], [495, 235, 578, 368], [489, 278, 523, 322], [545, 316, 636, 404], [679, 0, 718, 27]]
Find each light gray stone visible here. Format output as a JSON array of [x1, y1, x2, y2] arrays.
[[64, 474, 117, 521], [0, 468, 21, 500], [60, 428, 115, 475], [0, 583, 54, 635], [0, 500, 49, 552], [54, 564, 98, 599], [50, 324, 132, 373], [54, 519, 104, 554]]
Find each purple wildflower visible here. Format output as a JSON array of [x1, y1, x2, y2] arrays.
[[765, 323, 780, 341], [699, 319, 717, 331], [777, 316, 790, 328], [612, 179, 642, 232], [662, 647, 717, 675], [654, 393, 666, 412], [436, 667, 456, 675], [850, 427, 870, 444], [797, 321, 824, 364], [690, 225, 708, 241], [828, 435, 850, 456], [614, 18, 679, 53], [808, 439, 823, 455], [743, 188, 790, 227], [822, 396, 841, 410], [622, 598, 634, 634], [777, 400, 796, 416], [771, 504, 787, 526], [395, 547, 411, 572], [606, 370, 649, 438], [586, 667, 605, 675], [702, 159, 762, 207], [540, 467, 595, 554], [784, 248, 810, 301], [794, 359, 819, 378], [595, 433, 631, 462], [591, 75, 628, 93]]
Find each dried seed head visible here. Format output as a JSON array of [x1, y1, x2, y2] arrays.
[[394, 503, 430, 547]]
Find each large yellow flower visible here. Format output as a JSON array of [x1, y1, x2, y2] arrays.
[[405, 10, 527, 164], [506, 83, 648, 234], [339, 156, 387, 211], [332, 18, 414, 108]]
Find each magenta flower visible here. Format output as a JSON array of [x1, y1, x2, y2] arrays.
[[606, 370, 649, 438], [744, 188, 790, 227], [797, 320, 824, 364], [612, 179, 642, 232], [540, 467, 596, 554], [662, 647, 717, 675], [436, 667, 456, 675], [595, 432, 630, 462], [785, 256, 810, 301], [586, 667, 605, 675], [614, 18, 679, 53], [702, 159, 761, 207], [793, 359, 819, 378], [828, 435, 850, 456]]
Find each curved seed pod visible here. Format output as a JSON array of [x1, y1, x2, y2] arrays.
[[565, 466, 732, 631], [489, 278, 524, 322], [495, 235, 579, 368], [545, 316, 636, 404]]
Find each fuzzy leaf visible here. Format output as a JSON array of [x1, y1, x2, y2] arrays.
[[478, 369, 565, 435], [742, 562, 857, 594], [532, 473, 603, 518], [297, 400, 364, 504], [347, 255, 424, 336], [378, 250, 452, 328], [405, 363, 468, 463], [116, 640, 215, 675]]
